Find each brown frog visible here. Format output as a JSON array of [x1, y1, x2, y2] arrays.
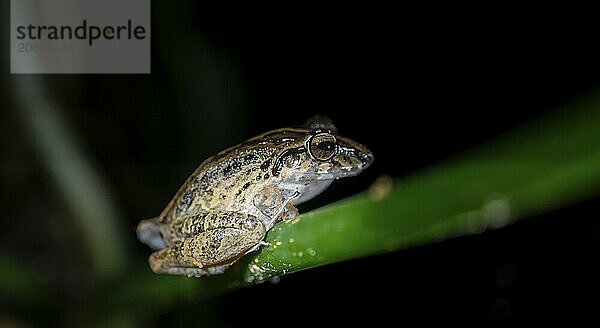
[[137, 117, 373, 277]]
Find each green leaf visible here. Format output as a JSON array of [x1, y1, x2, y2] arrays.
[[117, 91, 600, 305]]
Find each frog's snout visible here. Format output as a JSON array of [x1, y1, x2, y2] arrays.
[[331, 136, 374, 177], [343, 139, 374, 170], [359, 147, 374, 169]]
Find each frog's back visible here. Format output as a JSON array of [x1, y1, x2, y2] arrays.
[[155, 128, 309, 225]]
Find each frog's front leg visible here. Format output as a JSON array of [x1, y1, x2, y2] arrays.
[[253, 185, 300, 230], [148, 212, 265, 277], [278, 202, 299, 221]]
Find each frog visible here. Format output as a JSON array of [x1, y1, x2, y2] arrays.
[[136, 116, 373, 277]]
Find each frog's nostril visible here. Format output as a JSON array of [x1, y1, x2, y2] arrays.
[[362, 150, 374, 167]]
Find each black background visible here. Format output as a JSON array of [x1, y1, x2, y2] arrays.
[[155, 3, 600, 326]]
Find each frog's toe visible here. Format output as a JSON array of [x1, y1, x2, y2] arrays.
[[244, 240, 269, 254], [206, 265, 230, 275], [177, 267, 212, 277]]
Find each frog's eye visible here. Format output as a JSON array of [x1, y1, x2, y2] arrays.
[[308, 133, 337, 161]]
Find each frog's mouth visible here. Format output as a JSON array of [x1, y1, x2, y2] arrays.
[[286, 163, 370, 182]]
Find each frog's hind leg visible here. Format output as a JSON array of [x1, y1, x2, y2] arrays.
[[148, 213, 266, 276]]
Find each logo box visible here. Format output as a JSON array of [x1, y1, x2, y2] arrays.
[[11, 0, 150, 74]]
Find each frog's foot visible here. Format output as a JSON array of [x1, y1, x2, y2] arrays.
[[280, 202, 299, 221], [166, 266, 212, 277], [261, 203, 299, 230], [137, 218, 166, 250], [149, 264, 229, 277]]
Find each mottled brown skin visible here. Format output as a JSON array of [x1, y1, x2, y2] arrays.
[[137, 118, 373, 277]]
